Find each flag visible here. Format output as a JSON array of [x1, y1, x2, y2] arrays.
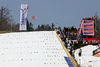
[[32, 16, 36, 20], [20, 4, 28, 31]]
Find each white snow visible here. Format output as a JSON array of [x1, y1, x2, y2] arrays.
[[0, 31, 69, 67], [75, 45, 100, 67]]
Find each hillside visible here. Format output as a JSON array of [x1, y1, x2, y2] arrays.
[[0, 31, 69, 67]]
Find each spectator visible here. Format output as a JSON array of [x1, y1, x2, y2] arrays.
[[72, 50, 75, 58], [70, 48, 72, 56], [64, 41, 68, 48], [79, 49, 82, 57]]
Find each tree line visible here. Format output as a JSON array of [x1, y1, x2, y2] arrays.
[[0, 6, 55, 32], [26, 18, 56, 31], [94, 16, 100, 38], [0, 6, 100, 38]]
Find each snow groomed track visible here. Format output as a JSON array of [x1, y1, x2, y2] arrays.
[[0, 31, 71, 67]]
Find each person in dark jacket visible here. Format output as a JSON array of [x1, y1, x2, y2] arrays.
[[79, 49, 82, 57]]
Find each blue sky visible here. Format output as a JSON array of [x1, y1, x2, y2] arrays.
[[0, 0, 100, 28]]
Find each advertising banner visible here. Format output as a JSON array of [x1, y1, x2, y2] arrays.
[[82, 20, 94, 36], [20, 4, 28, 31]]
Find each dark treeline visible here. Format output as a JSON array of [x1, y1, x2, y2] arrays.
[[0, 6, 55, 32], [27, 18, 55, 31], [35, 23, 55, 31], [94, 16, 100, 38], [0, 6, 77, 32]]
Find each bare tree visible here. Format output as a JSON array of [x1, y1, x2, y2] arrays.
[[0, 6, 13, 31]]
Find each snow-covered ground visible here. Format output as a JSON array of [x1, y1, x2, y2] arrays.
[[0, 31, 69, 67], [75, 45, 100, 67]]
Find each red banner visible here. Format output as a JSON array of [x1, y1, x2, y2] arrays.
[[83, 38, 100, 44]]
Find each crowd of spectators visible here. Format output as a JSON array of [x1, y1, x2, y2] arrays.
[[56, 27, 100, 67], [56, 27, 100, 59], [56, 27, 78, 58]]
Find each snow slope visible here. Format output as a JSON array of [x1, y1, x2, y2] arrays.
[[0, 31, 69, 67], [75, 45, 100, 67]]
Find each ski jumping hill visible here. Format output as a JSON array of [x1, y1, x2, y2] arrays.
[[0, 31, 72, 67]]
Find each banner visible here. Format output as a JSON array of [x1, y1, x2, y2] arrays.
[[20, 4, 28, 31], [82, 38, 100, 44], [82, 20, 94, 36]]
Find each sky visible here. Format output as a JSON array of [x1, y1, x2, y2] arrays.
[[0, 0, 100, 28]]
